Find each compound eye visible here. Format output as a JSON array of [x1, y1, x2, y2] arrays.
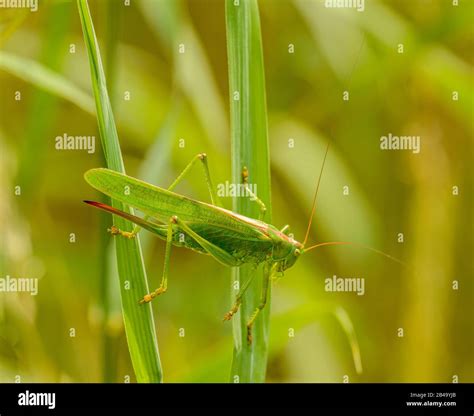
[[294, 249, 301, 256]]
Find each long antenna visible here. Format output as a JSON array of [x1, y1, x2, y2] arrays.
[[303, 241, 407, 267], [303, 142, 330, 247]]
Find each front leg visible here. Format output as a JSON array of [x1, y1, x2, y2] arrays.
[[241, 166, 267, 221], [246, 262, 272, 344], [223, 272, 258, 321]]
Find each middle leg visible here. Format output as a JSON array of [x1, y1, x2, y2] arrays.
[[138, 215, 175, 304]]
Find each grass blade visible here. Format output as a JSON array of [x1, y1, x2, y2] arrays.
[[334, 307, 363, 375], [77, 0, 162, 383], [226, 0, 272, 383], [99, 0, 121, 383]]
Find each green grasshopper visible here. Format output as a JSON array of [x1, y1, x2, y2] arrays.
[[84, 146, 398, 343]]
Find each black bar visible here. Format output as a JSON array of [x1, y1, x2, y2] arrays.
[[0, 383, 472, 411]]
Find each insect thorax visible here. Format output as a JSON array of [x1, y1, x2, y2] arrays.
[[271, 239, 301, 271]]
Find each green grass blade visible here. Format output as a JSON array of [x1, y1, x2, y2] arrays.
[[100, 0, 121, 383], [334, 307, 363, 375], [0, 50, 94, 114], [226, 0, 272, 383], [77, 0, 162, 383]]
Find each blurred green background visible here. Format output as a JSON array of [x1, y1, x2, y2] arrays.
[[0, 0, 472, 382]]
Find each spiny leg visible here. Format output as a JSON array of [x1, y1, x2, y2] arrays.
[[168, 153, 219, 205], [138, 216, 175, 304], [246, 263, 272, 345], [223, 272, 258, 321], [241, 166, 267, 220], [140, 214, 240, 304]]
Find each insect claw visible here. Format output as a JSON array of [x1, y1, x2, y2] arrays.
[[138, 287, 166, 305], [108, 225, 120, 235], [108, 225, 136, 239], [241, 166, 249, 184], [223, 311, 233, 321], [223, 301, 241, 321], [246, 327, 253, 345], [139, 294, 152, 304]]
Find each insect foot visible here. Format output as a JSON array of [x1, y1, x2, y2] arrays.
[[246, 326, 253, 345], [241, 166, 249, 184], [138, 287, 167, 305], [223, 311, 234, 321], [107, 225, 135, 239], [223, 302, 241, 321]]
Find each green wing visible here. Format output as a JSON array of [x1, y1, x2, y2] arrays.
[[84, 168, 273, 244]]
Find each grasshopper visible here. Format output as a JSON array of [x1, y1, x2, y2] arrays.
[[84, 146, 398, 343]]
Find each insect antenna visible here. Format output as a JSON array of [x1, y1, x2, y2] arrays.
[[302, 142, 330, 247], [303, 241, 407, 267]]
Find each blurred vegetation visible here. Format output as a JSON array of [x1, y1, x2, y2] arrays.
[[0, 0, 472, 382]]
